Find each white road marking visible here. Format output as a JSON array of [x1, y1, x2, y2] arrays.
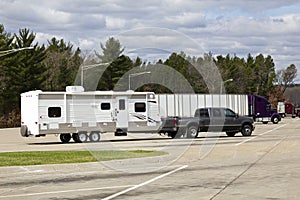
[[235, 123, 287, 146], [102, 165, 189, 200], [0, 185, 135, 198]]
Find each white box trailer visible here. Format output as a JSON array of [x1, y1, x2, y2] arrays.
[[157, 94, 249, 118], [20, 86, 161, 143]]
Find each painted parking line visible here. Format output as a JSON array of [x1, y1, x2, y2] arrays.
[[102, 165, 189, 200], [0, 185, 135, 199], [235, 124, 287, 146]]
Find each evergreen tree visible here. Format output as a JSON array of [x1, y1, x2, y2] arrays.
[[43, 37, 82, 90], [1, 28, 46, 114]]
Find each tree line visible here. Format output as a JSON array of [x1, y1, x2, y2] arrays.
[[0, 24, 297, 127]]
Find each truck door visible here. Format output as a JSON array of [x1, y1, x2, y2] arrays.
[[224, 108, 240, 131], [211, 108, 225, 132], [115, 97, 128, 131]]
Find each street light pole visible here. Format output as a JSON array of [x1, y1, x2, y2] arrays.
[[80, 63, 110, 87], [129, 71, 151, 90], [220, 78, 233, 93], [0, 47, 34, 57]]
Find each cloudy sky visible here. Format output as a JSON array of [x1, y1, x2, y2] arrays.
[[1, 0, 300, 74]]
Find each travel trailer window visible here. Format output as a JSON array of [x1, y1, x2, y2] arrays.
[[119, 99, 126, 110], [135, 103, 146, 112], [101, 103, 111, 110], [48, 107, 61, 118]]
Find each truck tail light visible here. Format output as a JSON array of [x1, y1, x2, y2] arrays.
[[173, 119, 177, 126]]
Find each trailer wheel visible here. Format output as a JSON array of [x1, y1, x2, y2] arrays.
[[186, 126, 198, 138], [20, 125, 28, 137], [60, 133, 71, 143], [78, 132, 88, 142], [241, 124, 252, 136], [72, 132, 88, 143], [272, 117, 279, 124], [89, 131, 100, 142]]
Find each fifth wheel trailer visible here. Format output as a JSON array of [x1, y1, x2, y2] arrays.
[[156, 94, 281, 124], [20, 86, 161, 143]]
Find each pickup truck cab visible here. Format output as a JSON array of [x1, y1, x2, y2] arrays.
[[160, 107, 255, 138]]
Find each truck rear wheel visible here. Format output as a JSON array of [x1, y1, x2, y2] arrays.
[[187, 126, 198, 138], [60, 133, 71, 143], [241, 125, 252, 136]]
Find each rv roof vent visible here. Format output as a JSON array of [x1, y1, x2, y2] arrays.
[[66, 86, 84, 93]]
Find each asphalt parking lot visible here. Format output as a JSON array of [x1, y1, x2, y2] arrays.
[[0, 118, 300, 199]]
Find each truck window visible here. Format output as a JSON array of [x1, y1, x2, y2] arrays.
[[135, 102, 146, 112], [200, 109, 209, 117], [212, 109, 221, 117], [224, 109, 236, 117], [101, 103, 111, 110], [48, 107, 61, 118]]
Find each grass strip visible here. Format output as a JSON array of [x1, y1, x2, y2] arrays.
[[0, 150, 166, 167]]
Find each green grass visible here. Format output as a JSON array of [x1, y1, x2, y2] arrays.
[[0, 150, 167, 167]]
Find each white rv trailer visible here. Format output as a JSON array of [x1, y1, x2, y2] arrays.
[[157, 94, 249, 118], [20, 86, 161, 143]]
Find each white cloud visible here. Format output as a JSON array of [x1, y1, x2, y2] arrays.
[[105, 17, 126, 29], [0, 0, 300, 74]]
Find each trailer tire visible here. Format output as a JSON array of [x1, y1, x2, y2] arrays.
[[20, 125, 28, 137], [60, 133, 71, 143], [186, 126, 198, 138], [89, 131, 100, 142], [272, 117, 279, 124], [72, 132, 88, 143], [241, 124, 252, 136], [78, 132, 88, 142]]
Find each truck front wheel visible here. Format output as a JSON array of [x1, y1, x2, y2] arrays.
[[187, 126, 198, 138], [272, 117, 279, 124], [241, 125, 252, 136]]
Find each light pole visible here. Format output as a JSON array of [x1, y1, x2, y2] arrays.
[[0, 47, 34, 57], [220, 78, 233, 93], [80, 63, 110, 87], [129, 71, 151, 90]]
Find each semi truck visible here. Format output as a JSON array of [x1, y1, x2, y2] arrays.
[[277, 102, 296, 118], [157, 94, 281, 124]]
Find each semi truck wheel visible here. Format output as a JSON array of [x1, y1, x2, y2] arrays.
[[187, 126, 198, 138], [89, 131, 100, 142], [241, 125, 252, 136], [60, 133, 71, 143], [272, 117, 279, 124]]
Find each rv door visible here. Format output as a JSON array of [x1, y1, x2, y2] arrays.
[[116, 97, 128, 131]]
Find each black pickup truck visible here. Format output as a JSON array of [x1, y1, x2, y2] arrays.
[[159, 107, 255, 138]]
